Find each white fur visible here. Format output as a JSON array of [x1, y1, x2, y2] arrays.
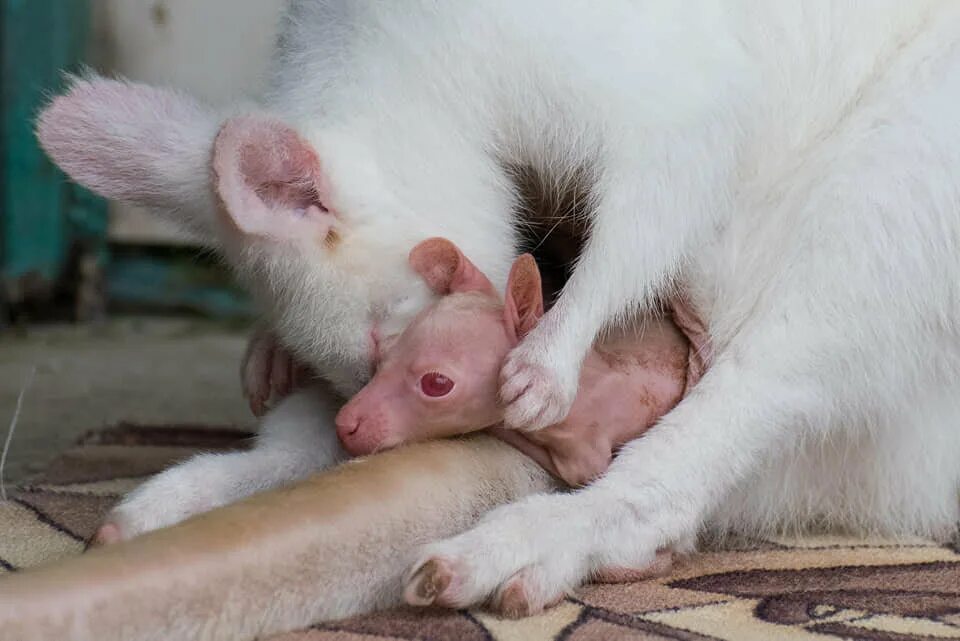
[[104, 389, 346, 540], [37, 0, 960, 610]]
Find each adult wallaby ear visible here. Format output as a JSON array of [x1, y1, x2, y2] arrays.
[[36, 75, 222, 242], [408, 238, 496, 296], [504, 254, 544, 341], [212, 115, 337, 243]]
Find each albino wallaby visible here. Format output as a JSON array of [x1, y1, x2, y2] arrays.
[[36, 0, 960, 614], [336, 238, 691, 489]]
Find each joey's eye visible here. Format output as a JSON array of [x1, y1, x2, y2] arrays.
[[420, 372, 454, 397]]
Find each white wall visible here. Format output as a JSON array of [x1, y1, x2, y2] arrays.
[[91, 0, 287, 244]]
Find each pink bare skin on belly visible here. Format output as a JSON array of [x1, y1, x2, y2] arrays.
[[335, 237, 701, 488], [490, 322, 688, 487]]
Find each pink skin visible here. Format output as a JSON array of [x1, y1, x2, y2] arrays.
[[339, 237, 694, 612], [335, 238, 692, 489], [335, 239, 513, 456]]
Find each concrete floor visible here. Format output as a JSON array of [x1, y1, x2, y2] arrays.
[[0, 317, 256, 484]]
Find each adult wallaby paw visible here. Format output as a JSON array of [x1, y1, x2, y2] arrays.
[[242, 328, 311, 417], [500, 343, 577, 431]]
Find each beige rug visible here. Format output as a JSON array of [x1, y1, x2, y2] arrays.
[[2, 424, 959, 640]]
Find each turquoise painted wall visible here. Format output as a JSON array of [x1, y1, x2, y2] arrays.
[[1, 0, 107, 304]]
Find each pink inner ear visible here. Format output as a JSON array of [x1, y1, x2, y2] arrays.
[[504, 254, 544, 341], [409, 238, 496, 295], [213, 116, 333, 239]]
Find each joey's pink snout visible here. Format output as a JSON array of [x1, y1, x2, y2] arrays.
[[334, 400, 381, 456], [335, 386, 410, 456], [334, 405, 360, 451]]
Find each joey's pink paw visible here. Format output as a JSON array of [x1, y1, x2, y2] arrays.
[[500, 346, 577, 431]]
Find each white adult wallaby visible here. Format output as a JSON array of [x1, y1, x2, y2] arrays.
[[38, 0, 960, 614]]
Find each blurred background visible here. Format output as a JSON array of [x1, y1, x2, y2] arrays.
[[1, 0, 287, 482]]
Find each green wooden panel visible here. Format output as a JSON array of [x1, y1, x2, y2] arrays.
[[1, 2, 246, 320], [108, 249, 255, 320], [1, 0, 107, 300]]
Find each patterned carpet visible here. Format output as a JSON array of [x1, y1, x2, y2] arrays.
[[2, 424, 959, 640]]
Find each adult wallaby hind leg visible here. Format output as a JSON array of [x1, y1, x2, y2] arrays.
[[0, 436, 555, 641]]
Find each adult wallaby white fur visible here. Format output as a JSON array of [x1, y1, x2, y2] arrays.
[[36, 0, 960, 613], [0, 436, 555, 640]]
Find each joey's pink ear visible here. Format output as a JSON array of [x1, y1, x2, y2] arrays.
[[408, 238, 495, 296], [213, 116, 336, 242], [504, 254, 544, 341], [36, 75, 221, 240]]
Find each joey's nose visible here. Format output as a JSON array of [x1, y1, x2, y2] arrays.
[[335, 415, 362, 456], [334, 409, 361, 439], [334, 406, 375, 456], [335, 398, 391, 456]]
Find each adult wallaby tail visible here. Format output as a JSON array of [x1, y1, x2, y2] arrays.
[[0, 436, 553, 641]]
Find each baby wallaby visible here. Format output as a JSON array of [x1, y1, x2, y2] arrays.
[[335, 238, 692, 487]]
